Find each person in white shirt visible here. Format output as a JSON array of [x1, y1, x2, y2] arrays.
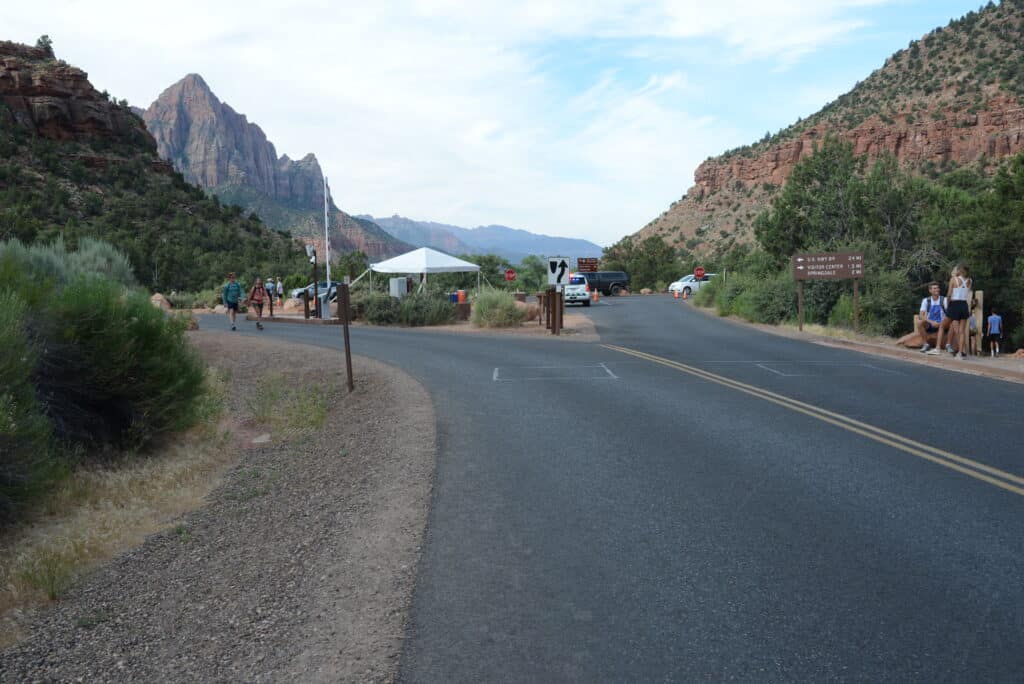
[[917, 282, 951, 353]]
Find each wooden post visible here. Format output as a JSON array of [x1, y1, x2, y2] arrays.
[[303, 290, 310, 319], [556, 289, 564, 336], [545, 289, 553, 331], [853, 279, 860, 333], [798, 280, 804, 332], [339, 283, 354, 392]]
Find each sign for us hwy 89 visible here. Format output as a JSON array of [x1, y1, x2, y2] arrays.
[[792, 252, 864, 281]]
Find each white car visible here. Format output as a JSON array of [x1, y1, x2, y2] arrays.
[[564, 274, 591, 306], [668, 273, 716, 296]]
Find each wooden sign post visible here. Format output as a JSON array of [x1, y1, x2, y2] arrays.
[[792, 252, 865, 332]]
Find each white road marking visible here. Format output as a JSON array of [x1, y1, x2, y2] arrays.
[[599, 363, 619, 379], [756, 363, 804, 377]]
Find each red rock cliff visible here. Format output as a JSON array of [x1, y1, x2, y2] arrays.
[[0, 40, 153, 148]]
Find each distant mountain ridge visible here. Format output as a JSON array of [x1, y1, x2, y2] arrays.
[[142, 75, 409, 259], [632, 0, 1024, 253], [367, 215, 604, 262]]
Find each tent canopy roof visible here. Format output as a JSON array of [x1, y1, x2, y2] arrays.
[[370, 247, 480, 274]]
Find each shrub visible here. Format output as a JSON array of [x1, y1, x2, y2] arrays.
[[828, 293, 856, 328], [861, 269, 914, 336], [43, 276, 207, 449], [471, 290, 526, 328], [397, 292, 455, 327], [744, 270, 797, 323], [0, 291, 58, 521], [65, 237, 135, 287], [359, 291, 399, 325]]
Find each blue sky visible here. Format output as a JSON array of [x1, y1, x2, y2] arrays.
[[3, 1, 989, 245]]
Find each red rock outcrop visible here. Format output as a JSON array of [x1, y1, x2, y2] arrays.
[[634, 1, 1024, 251], [0, 40, 153, 148], [689, 96, 1024, 200]]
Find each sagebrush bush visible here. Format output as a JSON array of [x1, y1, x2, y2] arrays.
[[471, 290, 526, 328], [397, 292, 455, 326], [359, 291, 399, 325]]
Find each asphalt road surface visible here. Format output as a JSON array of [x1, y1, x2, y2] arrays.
[[208, 296, 1023, 682]]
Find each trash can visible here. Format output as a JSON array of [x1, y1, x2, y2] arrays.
[[449, 292, 458, 303], [457, 290, 467, 303]]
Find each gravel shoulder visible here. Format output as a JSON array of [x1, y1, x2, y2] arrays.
[[0, 332, 436, 682]]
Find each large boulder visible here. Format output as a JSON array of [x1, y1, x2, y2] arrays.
[[640, 288, 653, 295], [150, 293, 172, 310], [213, 304, 227, 314], [279, 298, 304, 314], [513, 300, 539, 322]]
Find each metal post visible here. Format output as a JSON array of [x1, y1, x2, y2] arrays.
[[853, 279, 860, 333], [340, 283, 354, 393], [798, 280, 805, 332], [312, 256, 320, 319]]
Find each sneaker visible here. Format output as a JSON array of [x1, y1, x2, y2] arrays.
[[231, 325, 236, 331], [257, 322, 264, 330], [959, 352, 966, 359], [925, 348, 939, 355], [920, 344, 931, 353], [946, 344, 955, 354]]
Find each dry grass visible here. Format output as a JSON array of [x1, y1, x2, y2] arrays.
[[0, 370, 234, 648]]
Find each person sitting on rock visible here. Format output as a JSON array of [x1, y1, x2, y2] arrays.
[[917, 281, 950, 353]]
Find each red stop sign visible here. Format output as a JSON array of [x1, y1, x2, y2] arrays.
[[504, 269, 516, 281], [694, 266, 706, 279]]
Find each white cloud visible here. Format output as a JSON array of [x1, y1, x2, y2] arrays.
[[1, 0, 897, 245]]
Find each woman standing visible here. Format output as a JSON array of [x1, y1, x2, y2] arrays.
[[934, 264, 972, 359], [247, 277, 269, 330]]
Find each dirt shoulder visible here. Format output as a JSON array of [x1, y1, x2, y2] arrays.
[[688, 302, 1024, 385], [0, 332, 436, 683]]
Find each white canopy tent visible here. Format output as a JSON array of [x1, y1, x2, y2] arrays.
[[353, 247, 481, 290]]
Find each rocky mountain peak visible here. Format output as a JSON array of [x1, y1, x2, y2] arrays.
[[143, 73, 325, 209]]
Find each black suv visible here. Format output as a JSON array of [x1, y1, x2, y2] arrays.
[[582, 271, 630, 296]]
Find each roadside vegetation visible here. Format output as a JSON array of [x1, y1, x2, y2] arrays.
[[692, 140, 1024, 345], [0, 238, 208, 522], [354, 290, 456, 326], [471, 290, 527, 328]]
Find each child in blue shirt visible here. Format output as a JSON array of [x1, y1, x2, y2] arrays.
[[986, 308, 1003, 357]]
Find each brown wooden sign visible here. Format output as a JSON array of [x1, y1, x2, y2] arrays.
[[576, 258, 599, 273], [792, 252, 864, 281], [791, 251, 865, 333]]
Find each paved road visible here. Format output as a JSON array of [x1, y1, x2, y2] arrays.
[[207, 296, 1023, 681]]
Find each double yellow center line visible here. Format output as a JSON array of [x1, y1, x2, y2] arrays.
[[602, 344, 1024, 497]]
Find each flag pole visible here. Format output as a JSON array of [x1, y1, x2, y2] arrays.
[[323, 175, 331, 284]]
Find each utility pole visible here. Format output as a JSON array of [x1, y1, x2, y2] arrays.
[[323, 175, 331, 285]]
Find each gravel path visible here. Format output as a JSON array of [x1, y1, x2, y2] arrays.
[[0, 332, 436, 682]]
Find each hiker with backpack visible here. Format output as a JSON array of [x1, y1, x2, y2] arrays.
[[247, 277, 269, 330]]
